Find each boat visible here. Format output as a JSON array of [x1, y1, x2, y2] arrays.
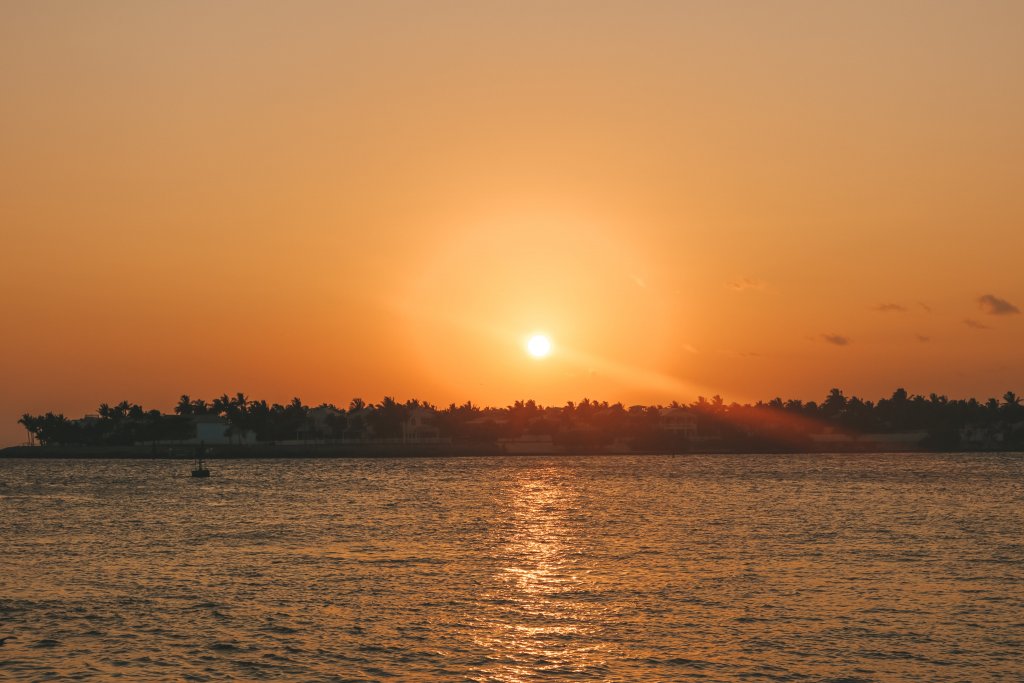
[[191, 448, 210, 478]]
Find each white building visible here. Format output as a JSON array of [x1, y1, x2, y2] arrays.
[[402, 407, 443, 443], [659, 407, 698, 437], [192, 415, 256, 445]]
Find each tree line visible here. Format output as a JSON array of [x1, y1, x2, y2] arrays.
[[16, 388, 1024, 451]]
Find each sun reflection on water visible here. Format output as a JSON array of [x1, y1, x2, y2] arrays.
[[471, 466, 612, 682]]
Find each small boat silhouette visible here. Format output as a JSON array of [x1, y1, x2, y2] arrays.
[[191, 446, 210, 478]]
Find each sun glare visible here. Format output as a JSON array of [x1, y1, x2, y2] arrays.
[[526, 334, 552, 358]]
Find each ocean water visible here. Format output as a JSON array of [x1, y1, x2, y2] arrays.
[[0, 453, 1022, 682]]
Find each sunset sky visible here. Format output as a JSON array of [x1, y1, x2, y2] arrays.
[[2, 1, 1022, 445]]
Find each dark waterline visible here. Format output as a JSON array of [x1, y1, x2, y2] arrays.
[[1, 453, 1022, 681]]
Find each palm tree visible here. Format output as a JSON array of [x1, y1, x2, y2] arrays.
[[175, 395, 194, 415], [985, 398, 1001, 423], [822, 388, 847, 417], [369, 396, 406, 439], [222, 393, 251, 444], [18, 413, 39, 445], [1002, 391, 1022, 421], [211, 394, 231, 417]]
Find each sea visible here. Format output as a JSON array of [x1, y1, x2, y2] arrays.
[[0, 453, 1021, 682]]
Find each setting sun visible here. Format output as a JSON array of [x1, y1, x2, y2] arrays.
[[526, 334, 552, 358]]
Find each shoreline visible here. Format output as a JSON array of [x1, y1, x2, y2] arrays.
[[2, 445, 1021, 459]]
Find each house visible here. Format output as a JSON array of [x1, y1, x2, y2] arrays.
[[402, 407, 443, 443], [191, 415, 256, 445], [298, 405, 345, 442], [659, 407, 697, 438], [960, 424, 1005, 449]]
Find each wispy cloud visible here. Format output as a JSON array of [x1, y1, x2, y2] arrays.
[[725, 349, 761, 357], [964, 319, 992, 330], [977, 294, 1020, 315], [728, 277, 765, 292], [916, 334, 931, 342], [821, 333, 850, 346], [918, 302, 932, 313], [874, 303, 907, 313]]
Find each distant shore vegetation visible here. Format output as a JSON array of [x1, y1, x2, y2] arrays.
[[14, 389, 1024, 453]]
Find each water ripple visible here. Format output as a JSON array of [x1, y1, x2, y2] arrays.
[[0, 453, 1022, 681]]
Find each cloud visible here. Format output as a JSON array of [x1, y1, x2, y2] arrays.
[[821, 333, 850, 346], [964, 319, 992, 330], [977, 294, 1020, 315], [874, 303, 907, 313], [728, 277, 765, 291], [725, 349, 761, 357], [917, 302, 932, 313], [916, 334, 931, 342]]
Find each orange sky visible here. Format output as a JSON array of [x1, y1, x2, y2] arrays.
[[2, 2, 1022, 445]]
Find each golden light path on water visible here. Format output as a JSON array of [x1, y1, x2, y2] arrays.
[[2, 456, 1023, 680], [469, 466, 610, 681]]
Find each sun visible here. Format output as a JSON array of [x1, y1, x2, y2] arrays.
[[526, 334, 552, 358]]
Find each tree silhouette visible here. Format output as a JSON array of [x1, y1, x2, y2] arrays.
[[13, 387, 1024, 452], [822, 388, 847, 418], [18, 413, 38, 445]]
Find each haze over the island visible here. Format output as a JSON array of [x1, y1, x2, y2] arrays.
[[2, 2, 1022, 446]]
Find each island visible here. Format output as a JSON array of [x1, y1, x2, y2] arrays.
[[5, 389, 1023, 458]]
